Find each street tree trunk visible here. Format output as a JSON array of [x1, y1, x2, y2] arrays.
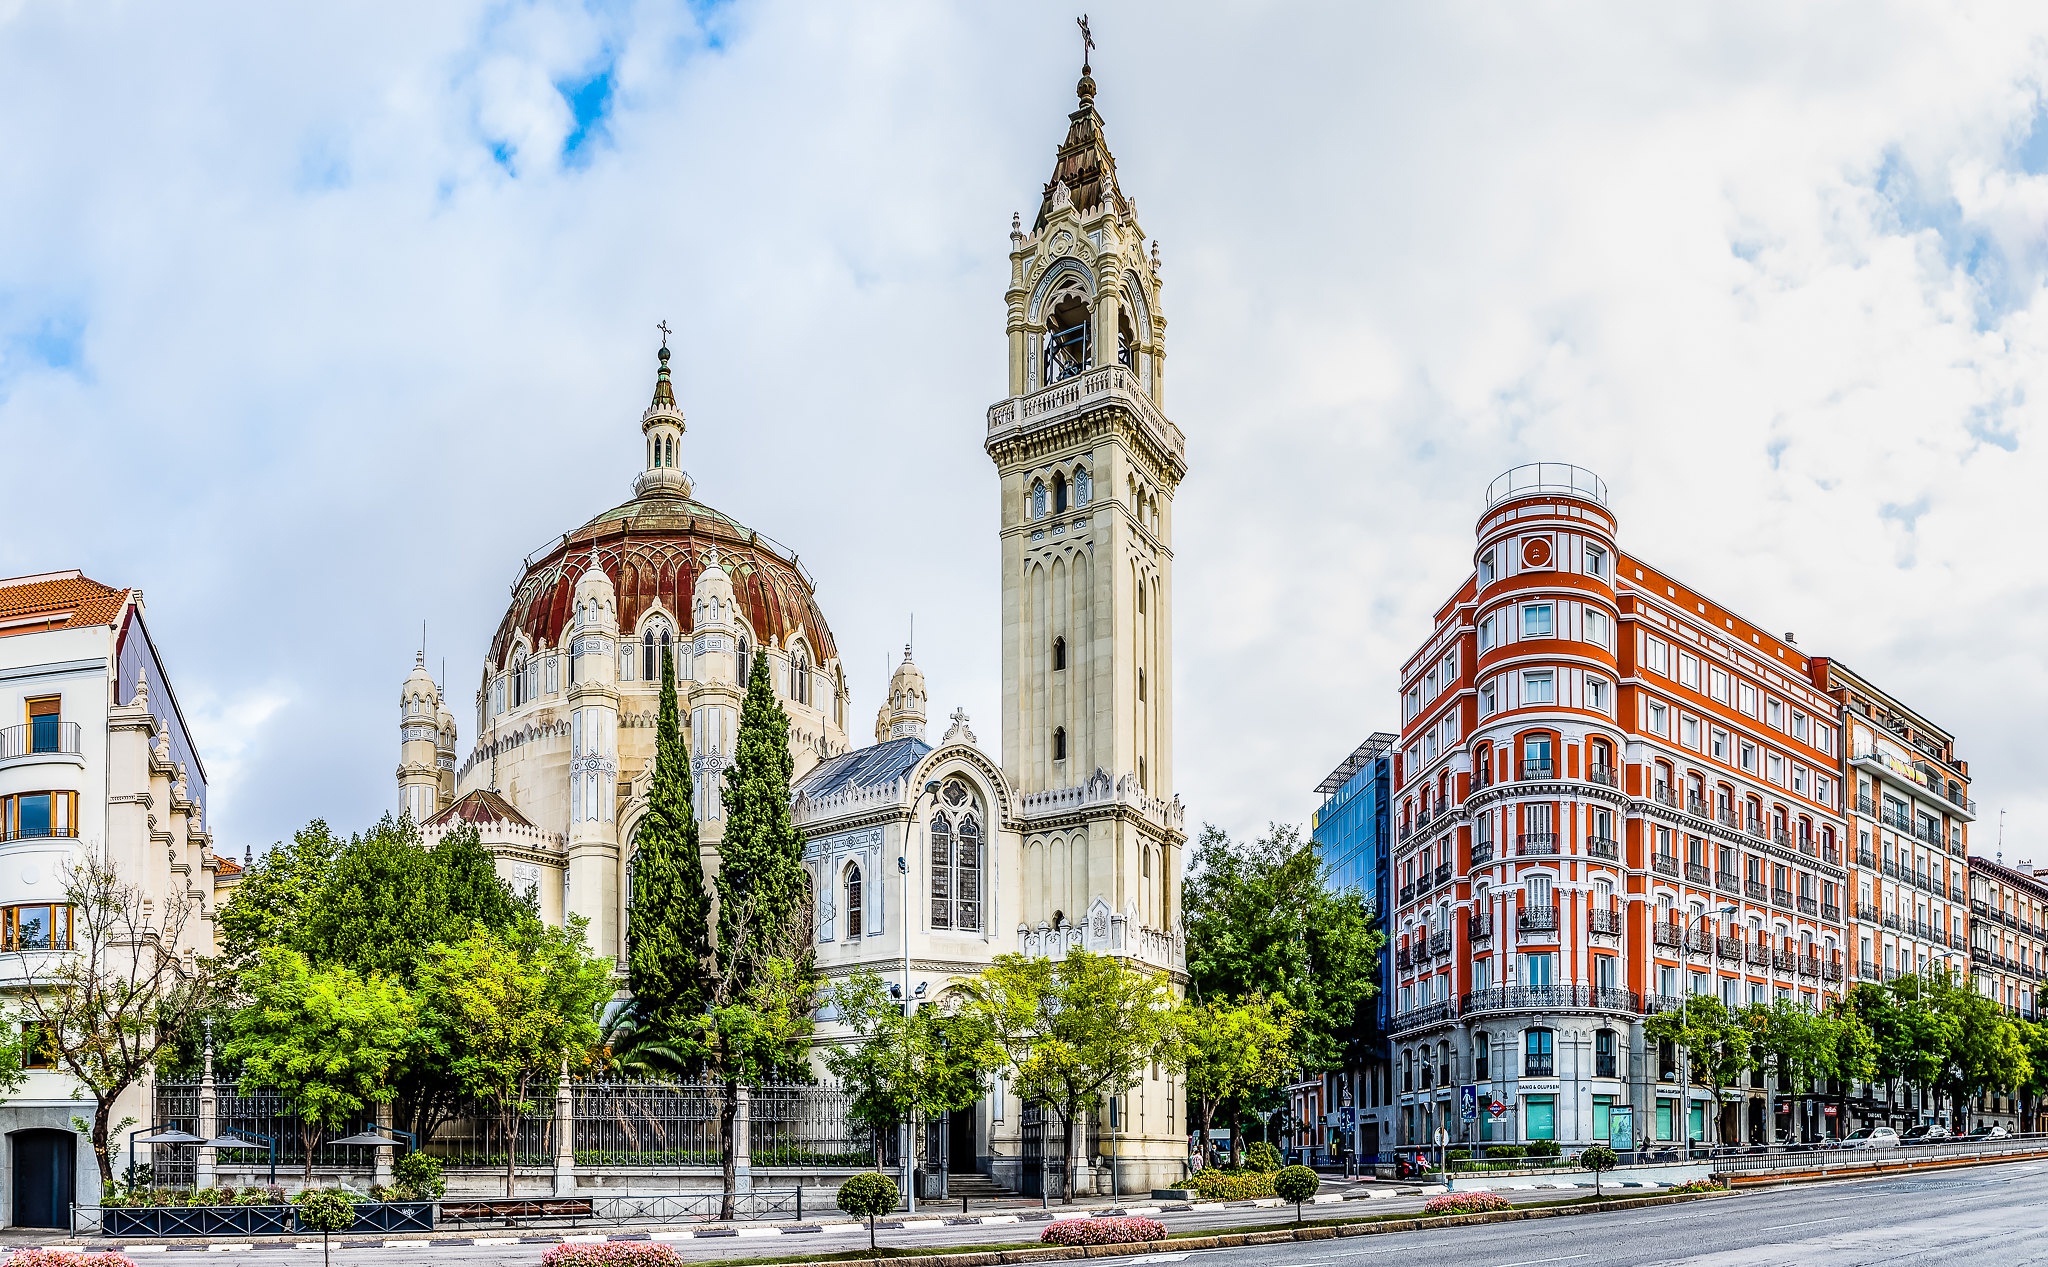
[[1061, 1097, 1081, 1204], [719, 1079, 740, 1220]]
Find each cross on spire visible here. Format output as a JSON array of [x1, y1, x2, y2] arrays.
[[1076, 14, 1094, 72], [656, 319, 672, 349]]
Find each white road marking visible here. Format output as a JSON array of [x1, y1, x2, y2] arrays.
[[204, 1246, 252, 1253], [1762, 1215, 1853, 1230], [1493, 1257, 1589, 1267], [467, 1237, 520, 1245]]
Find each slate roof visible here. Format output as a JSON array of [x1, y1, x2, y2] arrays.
[[796, 736, 931, 801]]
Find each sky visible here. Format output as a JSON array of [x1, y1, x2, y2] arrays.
[[3, 2, 2047, 862]]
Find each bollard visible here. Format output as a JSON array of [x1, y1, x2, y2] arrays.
[[963, 1195, 968, 1215], [797, 1183, 802, 1222]]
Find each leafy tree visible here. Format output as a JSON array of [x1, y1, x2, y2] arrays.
[[687, 655, 816, 1217], [18, 859, 217, 1185], [594, 999, 691, 1079], [1181, 824, 1382, 1072], [836, 1171, 900, 1250], [1578, 1144, 1618, 1197], [1877, 975, 1960, 1114], [1929, 974, 2030, 1129], [413, 924, 612, 1196], [215, 820, 342, 969], [1273, 1164, 1318, 1223], [959, 948, 1175, 1203], [1171, 994, 1296, 1164], [225, 947, 416, 1180], [822, 971, 1003, 1164], [2019, 1020, 2048, 1132], [1643, 996, 1749, 1148], [627, 647, 712, 1056]]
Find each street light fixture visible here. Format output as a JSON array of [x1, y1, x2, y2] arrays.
[[898, 779, 943, 1214]]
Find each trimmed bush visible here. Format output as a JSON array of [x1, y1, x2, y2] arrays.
[[837, 1171, 901, 1251], [1187, 1168, 1275, 1200], [1245, 1141, 1283, 1173], [9, 1254, 140, 1267], [1422, 1191, 1513, 1216], [1274, 1165, 1319, 1204], [1524, 1139, 1562, 1158], [541, 1246, 686, 1267], [1040, 1217, 1167, 1246], [294, 1189, 356, 1234]]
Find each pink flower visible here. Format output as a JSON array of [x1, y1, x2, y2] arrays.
[[1039, 1216, 1169, 1245]]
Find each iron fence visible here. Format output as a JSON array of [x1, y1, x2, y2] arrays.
[[435, 1188, 811, 1229]]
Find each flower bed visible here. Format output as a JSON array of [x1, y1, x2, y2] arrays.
[[9, 1253, 140, 1267], [1668, 1178, 1726, 1195], [1187, 1168, 1276, 1200], [1040, 1216, 1167, 1246], [1421, 1191, 1513, 1217], [541, 1244, 687, 1267]]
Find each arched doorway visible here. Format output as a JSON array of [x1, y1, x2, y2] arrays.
[[12, 1129, 75, 1228]]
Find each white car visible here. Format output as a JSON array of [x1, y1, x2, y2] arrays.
[[1840, 1126, 1900, 1150]]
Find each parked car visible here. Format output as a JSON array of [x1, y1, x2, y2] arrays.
[[1902, 1124, 1953, 1146], [1840, 1126, 1901, 1149], [1967, 1124, 2012, 1140]]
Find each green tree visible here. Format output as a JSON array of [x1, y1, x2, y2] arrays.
[[959, 948, 1176, 1203], [627, 646, 712, 1058], [413, 924, 612, 1196], [225, 947, 417, 1180], [822, 971, 1003, 1165], [19, 859, 216, 1185], [215, 820, 343, 969], [1578, 1144, 1618, 1197], [687, 654, 816, 1217], [1928, 974, 2030, 1130], [1643, 996, 1749, 1148], [1171, 994, 1295, 1164], [1181, 824, 1382, 1073], [2019, 1019, 2048, 1132]]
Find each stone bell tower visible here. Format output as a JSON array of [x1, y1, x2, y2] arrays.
[[985, 38, 1190, 1194]]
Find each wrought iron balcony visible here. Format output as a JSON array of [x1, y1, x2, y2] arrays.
[[1468, 914, 1493, 943], [1798, 897, 1818, 917], [1516, 832, 1559, 856], [1746, 880, 1769, 902], [1716, 871, 1742, 896], [1822, 903, 1841, 923], [1653, 921, 1682, 948], [1519, 760, 1554, 780], [1470, 839, 1494, 866], [1460, 983, 1640, 1017], [1518, 907, 1560, 936], [1586, 835, 1619, 860], [1686, 862, 1711, 885], [1717, 935, 1745, 961], [1587, 764, 1617, 787], [1652, 853, 1679, 877], [1590, 910, 1623, 936]]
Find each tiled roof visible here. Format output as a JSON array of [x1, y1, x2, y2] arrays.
[[426, 787, 536, 830], [212, 854, 244, 876], [796, 736, 931, 801], [0, 570, 130, 636]]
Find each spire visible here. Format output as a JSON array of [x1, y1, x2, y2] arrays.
[[636, 332, 692, 499], [651, 342, 676, 410], [1035, 17, 1125, 231]]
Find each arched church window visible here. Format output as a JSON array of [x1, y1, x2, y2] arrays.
[[1137, 584, 1146, 615], [1053, 472, 1068, 514], [1031, 482, 1047, 521], [642, 620, 672, 683], [1053, 637, 1066, 671], [1043, 281, 1091, 385], [845, 863, 864, 940], [738, 637, 751, 686], [1053, 727, 1067, 761], [1117, 310, 1135, 369], [929, 778, 982, 932], [1073, 468, 1091, 507], [511, 653, 528, 707], [790, 646, 811, 705]]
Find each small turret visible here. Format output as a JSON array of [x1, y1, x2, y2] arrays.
[[875, 645, 928, 743], [398, 652, 441, 822], [634, 340, 692, 499]]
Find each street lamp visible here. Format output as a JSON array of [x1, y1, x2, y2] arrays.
[[897, 779, 942, 1213]]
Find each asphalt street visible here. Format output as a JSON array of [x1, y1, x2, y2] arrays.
[[27, 1163, 2048, 1265]]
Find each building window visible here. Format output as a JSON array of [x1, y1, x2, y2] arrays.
[[1053, 727, 1067, 761], [25, 696, 61, 753], [642, 622, 674, 683], [1479, 550, 1496, 585], [1585, 608, 1611, 647], [18, 1021, 52, 1070], [1521, 603, 1554, 638], [1585, 544, 1608, 578], [1479, 614, 1496, 652], [0, 792, 77, 843], [1523, 671, 1555, 704], [738, 637, 751, 686], [1595, 1029, 1617, 1078], [1031, 482, 1047, 520], [845, 864, 864, 940], [1138, 669, 1146, 702], [1474, 1033, 1490, 1081], [1043, 283, 1091, 384], [1480, 679, 1497, 715], [1052, 471, 1068, 514], [0, 904, 74, 951], [1524, 1028, 1554, 1077], [1053, 636, 1066, 671], [1587, 676, 1609, 712]]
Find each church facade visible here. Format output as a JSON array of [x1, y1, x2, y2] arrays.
[[400, 56, 1189, 1195]]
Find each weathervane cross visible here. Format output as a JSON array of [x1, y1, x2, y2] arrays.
[[657, 319, 672, 348], [1077, 14, 1093, 71]]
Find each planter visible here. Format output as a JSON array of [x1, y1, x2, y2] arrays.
[[98, 1201, 434, 1238], [104, 1206, 294, 1237], [321, 1201, 435, 1233]]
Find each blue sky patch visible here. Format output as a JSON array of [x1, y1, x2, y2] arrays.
[[558, 60, 616, 166]]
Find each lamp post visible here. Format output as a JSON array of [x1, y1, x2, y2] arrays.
[[898, 779, 942, 1214]]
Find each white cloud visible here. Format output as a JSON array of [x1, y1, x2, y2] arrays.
[[1, 2, 2045, 856]]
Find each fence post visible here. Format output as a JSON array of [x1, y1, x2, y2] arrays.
[[734, 1086, 753, 1197], [554, 1070, 577, 1197], [196, 1045, 218, 1191], [373, 1101, 396, 1189]]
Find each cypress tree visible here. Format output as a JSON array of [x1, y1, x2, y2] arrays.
[[627, 647, 712, 1049], [716, 646, 810, 978]]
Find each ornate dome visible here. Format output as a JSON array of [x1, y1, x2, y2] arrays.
[[486, 350, 838, 670]]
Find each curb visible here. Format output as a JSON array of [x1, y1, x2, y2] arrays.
[[1719, 1145, 2048, 1188]]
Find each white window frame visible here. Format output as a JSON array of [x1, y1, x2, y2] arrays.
[[1523, 670, 1556, 704], [1522, 603, 1554, 638]]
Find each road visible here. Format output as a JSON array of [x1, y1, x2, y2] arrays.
[[26, 1163, 2048, 1265]]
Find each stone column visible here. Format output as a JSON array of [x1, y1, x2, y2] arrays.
[[553, 1072, 577, 1196], [733, 1087, 753, 1195], [196, 1032, 218, 1190], [373, 1102, 395, 1188]]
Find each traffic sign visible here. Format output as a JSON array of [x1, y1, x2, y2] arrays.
[[1488, 1098, 1509, 1120], [1459, 1084, 1477, 1123]]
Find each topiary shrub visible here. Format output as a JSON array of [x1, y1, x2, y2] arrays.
[[394, 1151, 446, 1201], [1274, 1165, 1319, 1224], [295, 1190, 357, 1267], [1187, 1168, 1276, 1201], [836, 1171, 901, 1251], [1422, 1191, 1513, 1217], [1245, 1141, 1283, 1173], [1040, 1217, 1166, 1245], [1578, 1144, 1618, 1196], [1524, 1139, 1562, 1159]]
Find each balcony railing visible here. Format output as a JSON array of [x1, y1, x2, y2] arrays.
[[1716, 871, 1742, 896], [1586, 835, 1619, 860], [1653, 921, 1682, 948], [1434, 862, 1453, 886], [1391, 1000, 1456, 1031], [1857, 794, 1876, 817], [1460, 984, 1640, 1016], [1470, 839, 1494, 866], [1429, 929, 1452, 956], [1797, 896, 1818, 917], [0, 722, 83, 761], [1686, 862, 1711, 885], [1519, 760, 1554, 780], [1649, 784, 1680, 809], [1855, 901, 1882, 923], [1744, 818, 1768, 840], [1747, 943, 1771, 966], [1772, 950, 1797, 973], [1586, 764, 1617, 787], [1468, 914, 1493, 943], [1717, 935, 1746, 961], [1590, 910, 1623, 936], [1821, 903, 1841, 923], [1652, 853, 1679, 877], [1856, 849, 1876, 868], [1746, 880, 1769, 902], [1686, 794, 1710, 817], [1799, 955, 1822, 978], [1516, 832, 1559, 856], [1858, 959, 1881, 982], [1518, 907, 1560, 936], [0, 823, 80, 844], [1822, 959, 1844, 982]]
